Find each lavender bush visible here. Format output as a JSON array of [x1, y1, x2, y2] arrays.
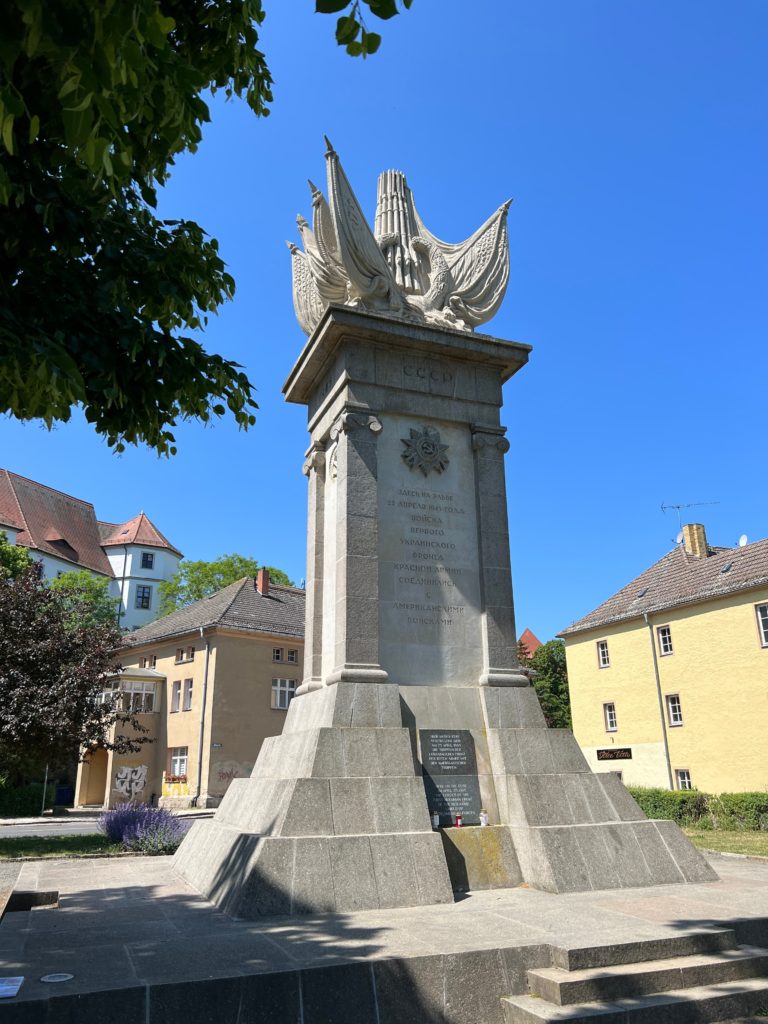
[[99, 804, 189, 854]]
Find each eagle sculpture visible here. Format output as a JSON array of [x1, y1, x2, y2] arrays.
[[289, 140, 511, 335]]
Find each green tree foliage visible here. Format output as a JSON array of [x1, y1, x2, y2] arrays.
[[158, 553, 294, 615], [527, 638, 572, 730], [316, 0, 412, 57], [0, 563, 149, 777], [0, 530, 32, 580], [0, 1, 411, 455], [50, 570, 120, 629]]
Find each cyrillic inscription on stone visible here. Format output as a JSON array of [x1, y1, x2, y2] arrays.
[[420, 730, 481, 825]]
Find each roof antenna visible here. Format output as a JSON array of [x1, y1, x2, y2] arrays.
[[661, 500, 720, 533]]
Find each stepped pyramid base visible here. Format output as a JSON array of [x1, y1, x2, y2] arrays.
[[175, 682, 716, 916], [174, 683, 454, 917]]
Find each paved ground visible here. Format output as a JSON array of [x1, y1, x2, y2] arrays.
[[0, 854, 767, 1004]]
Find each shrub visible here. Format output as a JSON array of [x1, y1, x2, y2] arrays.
[[709, 793, 768, 832], [0, 779, 55, 817], [99, 804, 189, 854], [628, 787, 709, 827]]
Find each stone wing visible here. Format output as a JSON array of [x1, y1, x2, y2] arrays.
[[288, 242, 326, 336], [414, 201, 511, 328], [297, 213, 348, 307]]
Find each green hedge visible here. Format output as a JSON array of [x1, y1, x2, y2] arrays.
[[0, 782, 55, 818], [628, 787, 768, 831]]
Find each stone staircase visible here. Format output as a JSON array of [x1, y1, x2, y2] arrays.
[[502, 928, 768, 1022]]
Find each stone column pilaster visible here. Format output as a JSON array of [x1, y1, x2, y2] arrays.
[[325, 409, 389, 686], [471, 424, 528, 687], [296, 443, 326, 696]]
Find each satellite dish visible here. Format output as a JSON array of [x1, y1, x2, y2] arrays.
[[676, 531, 683, 544], [738, 534, 748, 547]]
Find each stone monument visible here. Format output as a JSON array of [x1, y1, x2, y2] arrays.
[[174, 143, 716, 915]]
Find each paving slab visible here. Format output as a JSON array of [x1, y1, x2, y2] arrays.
[[0, 852, 768, 1022]]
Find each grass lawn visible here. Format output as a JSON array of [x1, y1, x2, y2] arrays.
[[684, 829, 768, 858], [0, 834, 122, 859]]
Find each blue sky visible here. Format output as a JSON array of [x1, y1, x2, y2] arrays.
[[3, 1, 766, 640]]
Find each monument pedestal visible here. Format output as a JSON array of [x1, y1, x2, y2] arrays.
[[175, 308, 715, 915]]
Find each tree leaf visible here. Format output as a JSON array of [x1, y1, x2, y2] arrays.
[[28, 114, 40, 143], [362, 31, 381, 53], [336, 14, 360, 44], [316, 0, 349, 12], [368, 0, 398, 20], [2, 114, 14, 155]]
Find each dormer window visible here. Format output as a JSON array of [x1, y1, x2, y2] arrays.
[[141, 551, 155, 570]]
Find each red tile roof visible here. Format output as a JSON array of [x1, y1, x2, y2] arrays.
[[100, 512, 182, 558], [559, 536, 768, 637], [0, 470, 113, 575], [518, 627, 542, 659]]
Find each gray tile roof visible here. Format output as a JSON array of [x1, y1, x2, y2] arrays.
[[120, 578, 305, 648], [559, 537, 768, 637]]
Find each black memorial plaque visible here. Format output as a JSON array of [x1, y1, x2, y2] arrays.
[[419, 730, 481, 825], [596, 748, 633, 761]]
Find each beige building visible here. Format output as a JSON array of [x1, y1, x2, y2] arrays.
[[560, 524, 768, 794], [75, 570, 305, 809]]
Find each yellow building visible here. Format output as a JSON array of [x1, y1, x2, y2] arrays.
[[559, 524, 768, 794], [75, 570, 305, 809]]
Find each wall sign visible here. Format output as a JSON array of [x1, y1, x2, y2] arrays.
[[597, 748, 632, 760]]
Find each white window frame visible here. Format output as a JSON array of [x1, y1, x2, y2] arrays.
[[171, 680, 181, 713], [101, 680, 156, 713], [150, 654, 157, 669], [657, 625, 674, 656], [287, 649, 298, 664], [597, 640, 610, 669], [175, 648, 184, 664], [666, 693, 683, 727], [135, 585, 152, 610], [271, 678, 296, 711], [756, 603, 768, 648], [676, 768, 692, 791], [603, 701, 617, 732], [185, 646, 195, 662], [169, 747, 188, 778], [182, 678, 193, 712], [141, 551, 155, 570], [272, 647, 283, 662]]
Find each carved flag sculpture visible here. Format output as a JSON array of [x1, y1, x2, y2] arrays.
[[289, 139, 511, 335]]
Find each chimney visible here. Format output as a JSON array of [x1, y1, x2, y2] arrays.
[[682, 523, 708, 559], [256, 567, 270, 596]]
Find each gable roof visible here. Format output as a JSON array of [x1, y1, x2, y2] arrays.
[[100, 512, 183, 557], [559, 536, 768, 638], [0, 469, 113, 575], [120, 577, 305, 648], [518, 627, 542, 658]]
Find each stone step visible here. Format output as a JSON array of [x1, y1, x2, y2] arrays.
[[529, 945, 768, 1005], [502, 978, 768, 1024], [553, 928, 737, 971]]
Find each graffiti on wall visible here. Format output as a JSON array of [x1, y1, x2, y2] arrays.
[[114, 765, 148, 799], [213, 761, 252, 794]]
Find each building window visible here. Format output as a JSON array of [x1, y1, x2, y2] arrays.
[[756, 604, 768, 647], [171, 680, 181, 713], [271, 678, 296, 710], [101, 681, 156, 713], [175, 647, 194, 664], [141, 551, 155, 570], [135, 585, 152, 610], [139, 657, 147, 669], [657, 625, 674, 656], [676, 769, 692, 791], [175, 648, 184, 664], [183, 679, 193, 712], [150, 655, 157, 669], [597, 640, 610, 668], [186, 646, 195, 662], [169, 747, 188, 779], [603, 702, 617, 732], [272, 647, 283, 662], [611, 771, 623, 782], [287, 649, 298, 664], [666, 693, 684, 727]]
